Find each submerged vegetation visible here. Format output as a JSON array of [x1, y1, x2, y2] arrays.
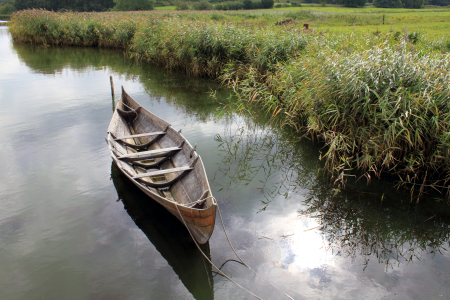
[[8, 9, 450, 200]]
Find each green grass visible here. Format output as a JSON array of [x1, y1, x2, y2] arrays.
[[155, 6, 176, 10], [8, 9, 450, 199], [255, 6, 450, 39], [0, 14, 10, 20]]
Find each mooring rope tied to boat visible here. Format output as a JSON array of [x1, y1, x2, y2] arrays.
[[175, 203, 263, 300], [216, 205, 295, 300], [121, 101, 140, 122], [175, 200, 295, 300]]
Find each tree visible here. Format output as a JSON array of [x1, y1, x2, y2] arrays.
[[337, 0, 366, 6], [373, 0, 402, 7], [402, 0, 424, 8], [427, 0, 450, 5], [15, 0, 115, 11], [192, 1, 212, 10], [261, 0, 274, 8], [1, 0, 16, 5], [111, 0, 154, 10], [243, 0, 253, 9], [0, 3, 16, 13]]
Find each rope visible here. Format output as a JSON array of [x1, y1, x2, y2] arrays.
[[216, 205, 295, 300], [121, 101, 140, 122], [182, 195, 214, 208], [183, 199, 205, 208], [174, 203, 263, 300], [212, 259, 245, 278]]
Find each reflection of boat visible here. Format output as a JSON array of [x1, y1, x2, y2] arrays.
[[111, 162, 214, 300], [107, 87, 217, 244]]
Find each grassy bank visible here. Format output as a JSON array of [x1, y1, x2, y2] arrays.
[[9, 9, 450, 199]]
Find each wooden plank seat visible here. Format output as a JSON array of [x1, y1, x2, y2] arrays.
[[113, 140, 185, 167], [118, 148, 181, 163], [113, 131, 166, 140], [119, 147, 180, 159], [133, 166, 193, 179], [134, 157, 199, 188], [111, 125, 169, 151]]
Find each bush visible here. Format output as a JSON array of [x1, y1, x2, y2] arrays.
[[0, 3, 16, 14], [373, 0, 402, 7], [402, 0, 424, 8], [407, 32, 420, 44], [175, 1, 189, 9], [217, 1, 244, 9], [261, 0, 274, 8], [337, 0, 366, 6], [192, 1, 213, 10], [112, 0, 154, 11], [243, 0, 253, 9], [210, 12, 226, 19]]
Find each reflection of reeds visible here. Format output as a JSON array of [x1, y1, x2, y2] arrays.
[[215, 111, 450, 269], [300, 182, 450, 269], [213, 113, 319, 212]]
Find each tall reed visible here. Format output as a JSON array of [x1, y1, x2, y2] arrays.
[[130, 18, 307, 76], [226, 37, 450, 200]]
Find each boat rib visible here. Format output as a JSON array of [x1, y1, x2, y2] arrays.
[[106, 87, 217, 244]]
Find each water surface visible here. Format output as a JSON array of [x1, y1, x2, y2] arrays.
[[1, 26, 450, 299]]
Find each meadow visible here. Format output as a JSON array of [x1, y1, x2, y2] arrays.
[[8, 8, 450, 200]]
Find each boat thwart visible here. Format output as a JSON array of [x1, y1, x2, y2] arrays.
[[106, 87, 217, 244]]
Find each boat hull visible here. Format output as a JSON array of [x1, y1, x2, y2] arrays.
[[107, 87, 217, 244]]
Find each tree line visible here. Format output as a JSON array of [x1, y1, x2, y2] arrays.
[[1, 0, 450, 14], [307, 0, 449, 8], [0, 0, 155, 13]]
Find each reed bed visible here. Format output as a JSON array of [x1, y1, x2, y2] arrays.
[[130, 18, 307, 76], [227, 37, 450, 200], [9, 10, 140, 47], [9, 9, 450, 199]]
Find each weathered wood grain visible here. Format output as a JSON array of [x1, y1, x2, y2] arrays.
[[106, 87, 217, 244]]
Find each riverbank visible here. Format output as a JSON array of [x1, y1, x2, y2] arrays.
[[9, 9, 450, 200]]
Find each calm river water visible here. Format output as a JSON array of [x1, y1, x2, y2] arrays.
[[1, 25, 450, 299]]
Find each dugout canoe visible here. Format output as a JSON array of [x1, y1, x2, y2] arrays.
[[106, 87, 217, 244]]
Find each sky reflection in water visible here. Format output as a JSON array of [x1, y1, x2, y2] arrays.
[[1, 26, 450, 299]]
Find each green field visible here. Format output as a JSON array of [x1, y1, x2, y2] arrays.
[[277, 6, 450, 39], [154, 6, 176, 10], [8, 9, 450, 199], [152, 6, 450, 39]]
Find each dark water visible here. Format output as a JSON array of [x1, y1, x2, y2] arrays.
[[1, 26, 450, 299]]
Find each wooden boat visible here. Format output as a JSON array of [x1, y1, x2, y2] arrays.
[[106, 87, 217, 244], [111, 162, 214, 300]]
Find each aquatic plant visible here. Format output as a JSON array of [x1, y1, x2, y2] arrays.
[[227, 39, 450, 200], [9, 9, 138, 47], [130, 18, 307, 76]]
